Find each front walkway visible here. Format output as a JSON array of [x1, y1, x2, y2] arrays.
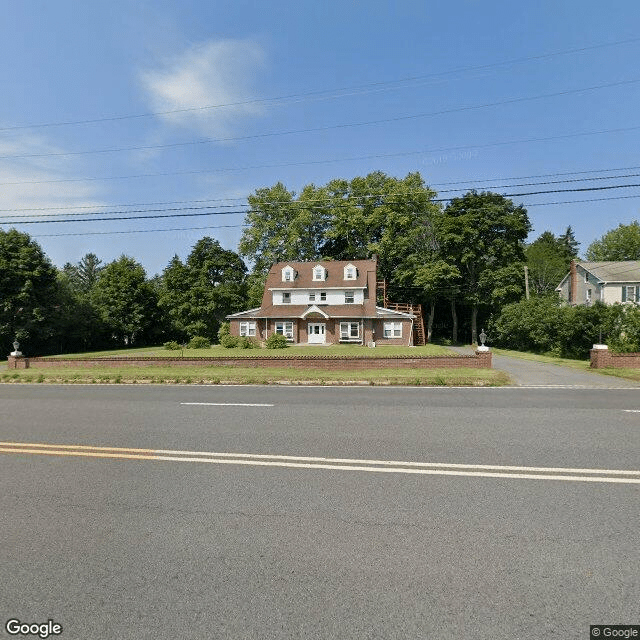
[[448, 346, 640, 387]]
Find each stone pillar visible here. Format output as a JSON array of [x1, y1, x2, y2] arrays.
[[590, 344, 610, 369], [7, 355, 29, 369], [475, 348, 492, 368]]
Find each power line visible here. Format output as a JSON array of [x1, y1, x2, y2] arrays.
[[28, 224, 245, 237], [4, 133, 640, 194], [0, 210, 244, 225], [5, 171, 640, 214], [2, 35, 638, 133], [3, 183, 640, 227], [2, 78, 639, 160], [10, 193, 640, 239]]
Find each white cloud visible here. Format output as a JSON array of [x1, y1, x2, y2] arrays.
[[0, 134, 105, 219], [140, 39, 267, 138]]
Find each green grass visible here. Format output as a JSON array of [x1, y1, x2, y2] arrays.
[[41, 343, 455, 359], [0, 365, 510, 387], [591, 368, 640, 382]]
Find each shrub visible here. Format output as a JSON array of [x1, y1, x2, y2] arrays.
[[163, 340, 181, 350], [220, 334, 239, 348], [217, 322, 231, 342], [187, 336, 211, 349], [238, 336, 258, 349], [265, 333, 288, 349]]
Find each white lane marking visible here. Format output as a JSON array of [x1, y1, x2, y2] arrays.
[[1, 442, 639, 484], [180, 402, 274, 407], [623, 410, 640, 412]]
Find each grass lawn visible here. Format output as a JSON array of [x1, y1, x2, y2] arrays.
[[42, 343, 455, 359], [0, 365, 510, 387]]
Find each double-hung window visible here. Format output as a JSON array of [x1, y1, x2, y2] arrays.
[[282, 292, 291, 304], [383, 322, 402, 338], [623, 286, 638, 302], [340, 322, 359, 340], [239, 321, 256, 337], [319, 292, 326, 302], [275, 321, 294, 339], [344, 291, 355, 304], [309, 292, 316, 302]]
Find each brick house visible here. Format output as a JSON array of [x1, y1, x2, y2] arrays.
[[556, 260, 640, 305], [227, 259, 415, 345]]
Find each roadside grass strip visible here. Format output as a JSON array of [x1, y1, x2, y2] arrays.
[[1, 442, 640, 484]]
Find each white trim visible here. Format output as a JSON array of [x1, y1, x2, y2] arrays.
[[301, 305, 330, 319], [312, 264, 326, 281], [269, 286, 366, 291], [226, 307, 262, 318], [375, 306, 414, 318], [383, 321, 403, 338]]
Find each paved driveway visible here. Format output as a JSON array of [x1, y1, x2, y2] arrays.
[[450, 346, 640, 387]]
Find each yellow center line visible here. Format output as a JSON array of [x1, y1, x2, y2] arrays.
[[1, 441, 639, 476], [1, 442, 640, 484]]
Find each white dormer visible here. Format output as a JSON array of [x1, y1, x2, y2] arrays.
[[312, 265, 326, 281], [344, 263, 357, 280], [282, 265, 296, 282]]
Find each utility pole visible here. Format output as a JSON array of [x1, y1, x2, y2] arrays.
[[524, 265, 530, 300]]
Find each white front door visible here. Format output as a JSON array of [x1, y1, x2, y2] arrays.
[[307, 323, 326, 344]]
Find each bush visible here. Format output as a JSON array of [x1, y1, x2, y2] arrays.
[[490, 297, 625, 358], [217, 322, 231, 342], [220, 334, 239, 348], [187, 336, 211, 349], [265, 333, 288, 349], [163, 341, 181, 350], [238, 336, 258, 349]]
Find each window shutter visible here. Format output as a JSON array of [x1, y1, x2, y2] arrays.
[[622, 286, 627, 302]]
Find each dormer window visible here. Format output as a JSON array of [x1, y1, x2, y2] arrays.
[[282, 266, 295, 282], [313, 265, 326, 281], [344, 264, 357, 280]]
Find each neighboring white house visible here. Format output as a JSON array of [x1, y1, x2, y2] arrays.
[[556, 260, 640, 305]]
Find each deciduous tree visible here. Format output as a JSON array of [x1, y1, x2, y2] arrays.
[[586, 220, 640, 260], [436, 191, 531, 344]]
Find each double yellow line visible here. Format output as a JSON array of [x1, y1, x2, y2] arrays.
[[1, 441, 640, 484]]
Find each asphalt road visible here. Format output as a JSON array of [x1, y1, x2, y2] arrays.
[[1, 385, 639, 639]]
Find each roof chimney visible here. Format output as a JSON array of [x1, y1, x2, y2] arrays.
[[570, 259, 577, 305]]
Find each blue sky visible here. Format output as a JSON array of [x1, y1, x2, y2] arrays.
[[1, 0, 639, 276]]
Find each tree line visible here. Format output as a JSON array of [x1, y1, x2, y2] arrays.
[[2, 170, 639, 356]]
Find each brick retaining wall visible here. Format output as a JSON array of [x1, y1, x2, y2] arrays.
[[7, 351, 492, 371], [590, 349, 640, 369]]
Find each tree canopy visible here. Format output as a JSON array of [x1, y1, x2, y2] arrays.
[[91, 255, 159, 345], [586, 221, 640, 261], [0, 228, 60, 354], [525, 227, 579, 296], [435, 191, 531, 343], [158, 238, 248, 341], [239, 171, 441, 304]]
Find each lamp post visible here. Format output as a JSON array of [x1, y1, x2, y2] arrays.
[[11, 338, 22, 356], [477, 329, 489, 352]]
